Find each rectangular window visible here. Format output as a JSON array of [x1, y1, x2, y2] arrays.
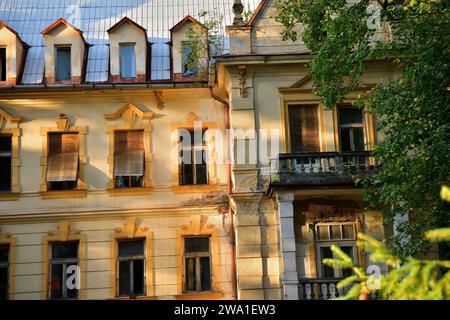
[[120, 44, 136, 78], [182, 42, 197, 77], [338, 107, 365, 152], [183, 237, 211, 292], [55, 47, 71, 81], [114, 130, 144, 188], [0, 47, 6, 81], [117, 240, 145, 297], [49, 242, 79, 299], [179, 129, 208, 186], [288, 105, 320, 152], [315, 223, 357, 279], [0, 135, 12, 192], [46, 133, 79, 191], [0, 245, 9, 300]]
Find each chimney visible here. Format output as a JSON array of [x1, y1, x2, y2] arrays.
[[232, 0, 245, 26]]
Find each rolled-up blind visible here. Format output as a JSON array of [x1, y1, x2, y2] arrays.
[[46, 133, 79, 182], [114, 131, 144, 176], [288, 105, 320, 152]]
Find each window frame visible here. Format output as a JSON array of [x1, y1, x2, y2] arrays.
[[54, 45, 72, 81], [314, 222, 358, 279], [0, 134, 12, 193], [178, 128, 209, 186], [113, 129, 145, 189], [48, 241, 79, 300], [0, 244, 10, 300], [182, 236, 212, 293], [46, 131, 80, 191], [337, 106, 366, 152], [119, 43, 137, 79], [116, 239, 146, 297]]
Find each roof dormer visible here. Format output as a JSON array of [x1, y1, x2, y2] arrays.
[[0, 21, 27, 85], [41, 18, 88, 84], [170, 16, 208, 82], [107, 17, 149, 83]]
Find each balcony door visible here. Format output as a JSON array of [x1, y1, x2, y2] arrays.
[[338, 106, 366, 152], [288, 104, 320, 153]]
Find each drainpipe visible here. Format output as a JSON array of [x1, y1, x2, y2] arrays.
[[208, 85, 238, 300]]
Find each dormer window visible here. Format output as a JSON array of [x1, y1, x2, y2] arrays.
[[170, 16, 208, 81], [0, 47, 6, 81], [41, 19, 88, 84], [119, 43, 136, 79], [0, 21, 27, 85], [107, 17, 148, 83], [55, 46, 71, 81]]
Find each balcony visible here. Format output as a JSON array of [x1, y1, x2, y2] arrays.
[[298, 278, 378, 300], [269, 151, 378, 188]]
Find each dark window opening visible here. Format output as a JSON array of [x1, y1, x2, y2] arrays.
[[184, 237, 211, 292], [0, 135, 12, 192], [117, 240, 145, 297], [55, 47, 71, 81], [179, 129, 208, 186], [49, 242, 79, 300], [114, 130, 145, 188], [338, 107, 365, 152], [0, 48, 6, 82], [182, 42, 197, 77], [0, 245, 9, 300], [46, 133, 79, 191]]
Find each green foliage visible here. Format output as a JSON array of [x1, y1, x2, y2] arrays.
[[323, 230, 450, 300], [276, 0, 450, 256], [183, 11, 224, 77]]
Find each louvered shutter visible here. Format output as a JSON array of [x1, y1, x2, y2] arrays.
[[114, 131, 144, 176], [46, 133, 79, 182], [288, 105, 320, 152]]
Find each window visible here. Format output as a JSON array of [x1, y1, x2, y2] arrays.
[[183, 237, 211, 292], [0, 135, 12, 192], [338, 107, 365, 152], [55, 46, 71, 81], [120, 44, 136, 78], [288, 105, 320, 152], [0, 245, 9, 300], [46, 133, 79, 191], [182, 42, 197, 77], [49, 242, 79, 299], [117, 240, 145, 297], [114, 130, 144, 188], [0, 47, 6, 82], [179, 129, 208, 186], [315, 223, 357, 279]]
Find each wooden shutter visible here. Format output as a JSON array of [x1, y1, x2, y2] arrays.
[[46, 133, 79, 182], [114, 131, 144, 176], [288, 105, 320, 152]]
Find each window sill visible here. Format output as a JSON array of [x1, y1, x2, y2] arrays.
[[0, 192, 20, 201], [40, 190, 87, 199], [172, 184, 221, 194], [109, 295, 157, 300], [107, 187, 153, 196], [174, 292, 224, 300]]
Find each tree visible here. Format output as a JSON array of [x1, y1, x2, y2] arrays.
[[276, 0, 450, 257]]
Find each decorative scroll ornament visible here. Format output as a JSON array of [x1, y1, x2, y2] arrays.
[[305, 200, 358, 223], [238, 65, 247, 98]]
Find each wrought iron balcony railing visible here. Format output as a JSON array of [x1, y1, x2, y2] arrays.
[[269, 151, 378, 186]]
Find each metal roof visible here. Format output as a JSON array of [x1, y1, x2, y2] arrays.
[[0, 0, 261, 84]]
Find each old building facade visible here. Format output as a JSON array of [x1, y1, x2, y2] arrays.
[[1, 0, 393, 300]]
